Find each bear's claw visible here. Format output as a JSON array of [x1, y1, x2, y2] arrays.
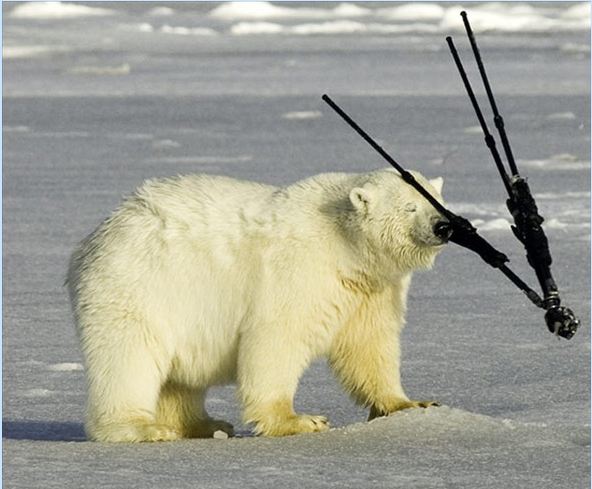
[[368, 399, 441, 420]]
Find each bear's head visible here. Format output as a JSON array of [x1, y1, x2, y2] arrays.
[[349, 169, 449, 274]]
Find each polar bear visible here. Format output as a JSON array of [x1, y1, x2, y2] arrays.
[[67, 168, 450, 442]]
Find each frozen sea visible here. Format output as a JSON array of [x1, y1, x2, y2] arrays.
[[2, 2, 590, 488]]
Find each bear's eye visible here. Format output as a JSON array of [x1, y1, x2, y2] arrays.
[[404, 202, 417, 213]]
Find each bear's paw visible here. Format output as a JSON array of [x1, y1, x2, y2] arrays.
[[257, 414, 330, 437]]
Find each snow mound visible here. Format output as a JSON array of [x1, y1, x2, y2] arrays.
[[337, 407, 510, 437], [9, 2, 115, 19], [329, 406, 579, 449]]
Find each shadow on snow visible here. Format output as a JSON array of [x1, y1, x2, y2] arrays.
[[3, 420, 86, 442]]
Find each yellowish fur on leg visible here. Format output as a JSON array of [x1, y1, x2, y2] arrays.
[[368, 399, 441, 420], [156, 382, 234, 438], [247, 399, 329, 437], [88, 416, 181, 443]]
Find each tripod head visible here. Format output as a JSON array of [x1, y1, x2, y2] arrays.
[[545, 305, 580, 340]]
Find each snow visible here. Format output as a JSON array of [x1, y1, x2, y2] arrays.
[[471, 218, 511, 232], [379, 3, 446, 21], [209, 2, 370, 21], [9, 1, 115, 19], [47, 363, 84, 372], [209, 2, 590, 35], [282, 111, 323, 120], [160, 25, 218, 36], [517, 155, 591, 171], [147, 6, 174, 17], [3, 2, 589, 489]]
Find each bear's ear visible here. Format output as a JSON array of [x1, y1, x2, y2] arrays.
[[429, 177, 444, 195], [349, 187, 374, 214]]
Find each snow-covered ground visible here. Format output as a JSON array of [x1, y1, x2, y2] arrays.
[[3, 2, 590, 488]]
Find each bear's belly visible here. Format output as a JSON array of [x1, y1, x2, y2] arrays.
[[167, 328, 240, 388]]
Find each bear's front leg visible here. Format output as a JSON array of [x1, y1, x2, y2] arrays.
[[237, 325, 329, 437], [329, 284, 439, 421]]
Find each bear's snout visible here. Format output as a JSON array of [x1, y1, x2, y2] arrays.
[[433, 220, 453, 242]]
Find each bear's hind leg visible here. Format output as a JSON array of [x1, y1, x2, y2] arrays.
[[155, 382, 234, 438], [83, 331, 180, 443]]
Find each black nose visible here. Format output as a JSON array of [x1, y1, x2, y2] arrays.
[[433, 221, 453, 241]]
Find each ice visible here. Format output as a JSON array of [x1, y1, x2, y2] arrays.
[[231, 20, 440, 36], [282, 111, 323, 120], [561, 42, 591, 54], [230, 21, 284, 35], [47, 363, 84, 372], [213, 430, 230, 440], [471, 218, 511, 232], [149, 155, 254, 165], [546, 112, 577, 120], [147, 6, 174, 17], [68, 64, 131, 76], [290, 20, 368, 35], [9, 1, 115, 19], [21, 389, 54, 398], [331, 3, 372, 18], [517, 155, 590, 171], [210, 2, 369, 21], [152, 139, 181, 150], [160, 25, 218, 36], [2, 45, 70, 59], [378, 3, 446, 21], [211, 2, 589, 33], [212, 1, 589, 34], [209, 2, 328, 20], [561, 2, 591, 20], [3, 3, 589, 489]]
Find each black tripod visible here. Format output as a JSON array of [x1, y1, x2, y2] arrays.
[[322, 11, 579, 340], [446, 11, 579, 339]]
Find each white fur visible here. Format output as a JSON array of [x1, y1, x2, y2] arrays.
[[67, 168, 446, 441]]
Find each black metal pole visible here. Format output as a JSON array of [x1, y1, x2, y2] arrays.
[[460, 11, 520, 177], [452, 11, 580, 338], [321, 94, 452, 219], [446, 36, 512, 196]]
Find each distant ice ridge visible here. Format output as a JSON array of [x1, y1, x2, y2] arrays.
[[9, 1, 114, 19], [210, 2, 589, 35], [517, 154, 590, 171], [3, 45, 71, 59], [121, 23, 218, 36], [231, 20, 440, 36], [210, 2, 372, 21], [449, 193, 590, 234]]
